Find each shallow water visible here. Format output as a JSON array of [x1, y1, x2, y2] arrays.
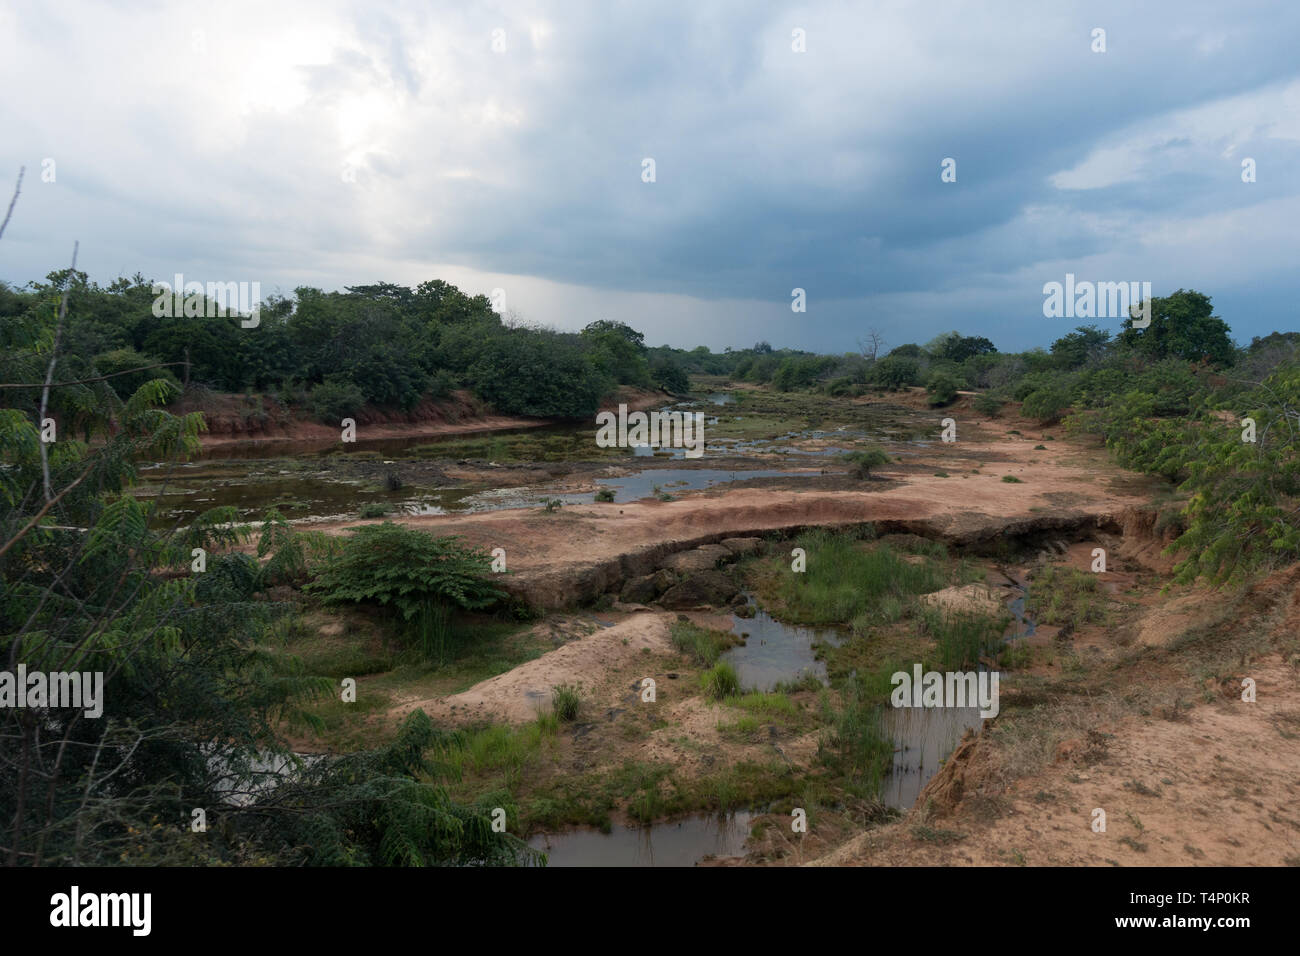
[[878, 705, 985, 809], [725, 600, 843, 691], [528, 812, 752, 867]]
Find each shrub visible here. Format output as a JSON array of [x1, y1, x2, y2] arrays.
[[303, 522, 504, 620], [1022, 385, 1072, 423], [594, 487, 616, 502], [925, 370, 960, 406], [973, 392, 1004, 417], [310, 379, 365, 423], [359, 502, 389, 518], [194, 552, 262, 603], [871, 356, 920, 389], [844, 447, 892, 479]]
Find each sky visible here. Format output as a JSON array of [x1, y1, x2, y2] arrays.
[[1, 0, 1298, 354]]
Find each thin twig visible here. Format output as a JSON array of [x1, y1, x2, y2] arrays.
[[0, 361, 189, 389], [0, 167, 22, 241], [38, 242, 79, 502]]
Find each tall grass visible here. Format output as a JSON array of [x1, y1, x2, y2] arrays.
[[1026, 564, 1106, 625], [670, 622, 738, 666], [920, 609, 1008, 670], [413, 602, 454, 664], [551, 683, 581, 721], [818, 686, 893, 798], [701, 661, 742, 700], [776, 530, 949, 626]]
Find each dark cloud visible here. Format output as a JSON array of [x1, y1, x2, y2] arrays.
[[1, 0, 1298, 352]]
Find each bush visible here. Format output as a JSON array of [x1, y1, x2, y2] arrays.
[[359, 502, 389, 518], [824, 376, 854, 397], [1022, 385, 1072, 423], [310, 379, 366, 423], [925, 370, 960, 406], [594, 487, 616, 502], [194, 552, 262, 603], [844, 446, 892, 479], [303, 522, 504, 620], [973, 392, 1005, 417], [871, 356, 920, 389], [650, 355, 690, 393]]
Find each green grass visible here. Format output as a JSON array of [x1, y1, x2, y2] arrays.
[[670, 621, 739, 666], [701, 661, 742, 700], [1001, 475, 1023, 483], [1026, 564, 1107, 626], [551, 683, 581, 721], [446, 716, 560, 781], [920, 609, 1010, 670], [770, 530, 952, 626], [730, 691, 798, 717], [817, 687, 893, 799]]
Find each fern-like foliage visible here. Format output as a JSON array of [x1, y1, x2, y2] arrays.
[[302, 521, 505, 618]]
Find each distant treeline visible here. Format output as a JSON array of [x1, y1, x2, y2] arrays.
[[1, 274, 1293, 434], [0, 274, 691, 422]]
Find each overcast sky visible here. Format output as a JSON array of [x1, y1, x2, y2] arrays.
[[2, 0, 1298, 353]]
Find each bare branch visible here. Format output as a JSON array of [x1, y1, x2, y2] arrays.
[[0, 166, 23, 241], [0, 361, 189, 390], [38, 241, 80, 502]]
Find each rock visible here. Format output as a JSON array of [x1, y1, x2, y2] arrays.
[[619, 574, 661, 604], [658, 570, 741, 609], [733, 604, 756, 619], [660, 544, 732, 574], [651, 568, 677, 594], [720, 537, 763, 557]]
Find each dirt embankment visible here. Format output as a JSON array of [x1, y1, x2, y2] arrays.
[[179, 385, 670, 448], [805, 553, 1300, 868]]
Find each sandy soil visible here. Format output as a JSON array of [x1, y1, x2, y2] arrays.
[[392, 612, 674, 724], [810, 653, 1300, 867]]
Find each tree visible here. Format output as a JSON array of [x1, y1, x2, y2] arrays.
[[1050, 325, 1111, 370], [858, 329, 887, 362], [939, 334, 996, 363], [1115, 289, 1235, 365], [650, 355, 690, 393], [925, 369, 960, 406]]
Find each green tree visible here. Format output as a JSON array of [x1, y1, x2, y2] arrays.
[[1116, 289, 1235, 365]]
